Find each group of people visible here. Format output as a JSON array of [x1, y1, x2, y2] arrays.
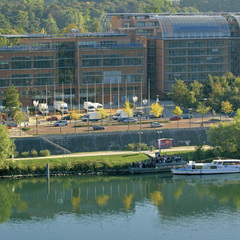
[[130, 153, 182, 169]]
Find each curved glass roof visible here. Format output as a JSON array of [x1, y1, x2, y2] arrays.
[[233, 15, 240, 28], [155, 16, 230, 39]]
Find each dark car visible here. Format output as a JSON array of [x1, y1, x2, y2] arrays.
[[47, 116, 58, 121], [229, 112, 236, 118], [148, 113, 163, 118], [170, 116, 182, 121], [182, 114, 193, 119], [54, 120, 68, 126], [133, 110, 144, 117], [117, 118, 127, 122], [123, 118, 137, 123], [61, 115, 71, 120], [5, 122, 18, 127], [151, 122, 164, 128], [93, 125, 105, 130]]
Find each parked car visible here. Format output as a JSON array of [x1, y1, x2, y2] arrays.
[[5, 122, 18, 127], [61, 115, 71, 120], [117, 118, 127, 122], [123, 118, 137, 123], [229, 112, 236, 118], [181, 114, 193, 119], [170, 116, 182, 121], [133, 110, 144, 117], [47, 116, 58, 121], [151, 122, 164, 128], [93, 125, 105, 130], [54, 120, 68, 126], [148, 113, 163, 118]]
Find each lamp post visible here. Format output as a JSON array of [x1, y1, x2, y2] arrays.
[[143, 99, 148, 119], [33, 100, 39, 135], [188, 108, 192, 128], [138, 131, 143, 152], [109, 101, 113, 124], [157, 131, 162, 154], [133, 96, 138, 110], [156, 95, 159, 103]]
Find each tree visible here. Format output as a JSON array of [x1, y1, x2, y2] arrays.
[[97, 108, 108, 127], [2, 85, 21, 116], [221, 101, 233, 116], [123, 99, 133, 130], [172, 106, 183, 128], [42, 14, 59, 34], [207, 120, 240, 156], [70, 107, 79, 132], [0, 125, 15, 162], [170, 80, 190, 107], [196, 102, 211, 126], [150, 102, 164, 119], [14, 110, 28, 128]]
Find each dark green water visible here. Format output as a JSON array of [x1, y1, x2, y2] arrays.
[[1, 173, 240, 240]]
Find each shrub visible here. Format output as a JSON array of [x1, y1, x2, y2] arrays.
[[21, 127, 31, 131], [39, 149, 50, 157], [21, 151, 29, 158], [125, 143, 136, 151], [13, 151, 19, 158], [30, 149, 38, 157]]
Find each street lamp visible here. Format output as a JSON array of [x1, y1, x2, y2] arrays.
[[133, 96, 138, 109], [33, 100, 39, 135], [143, 99, 148, 119], [157, 131, 162, 154], [188, 108, 192, 128], [156, 95, 159, 103], [138, 131, 143, 152]]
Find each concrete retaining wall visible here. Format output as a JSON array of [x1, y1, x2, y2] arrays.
[[13, 128, 208, 155]]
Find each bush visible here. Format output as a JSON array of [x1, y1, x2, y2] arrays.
[[125, 143, 136, 151], [21, 151, 29, 158], [21, 127, 31, 131], [39, 149, 50, 157], [30, 149, 38, 157], [13, 151, 19, 158], [125, 143, 149, 151]]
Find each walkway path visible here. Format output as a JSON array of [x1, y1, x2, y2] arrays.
[[12, 145, 211, 161]]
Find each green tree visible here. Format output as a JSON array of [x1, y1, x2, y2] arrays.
[[2, 85, 21, 116], [14, 110, 28, 128], [221, 101, 233, 116], [42, 14, 59, 34], [172, 106, 183, 128], [0, 125, 15, 162], [196, 102, 211, 126]]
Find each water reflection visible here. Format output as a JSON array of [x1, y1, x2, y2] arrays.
[[1, 173, 240, 223]]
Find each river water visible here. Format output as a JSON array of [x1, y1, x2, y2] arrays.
[[1, 173, 240, 240]]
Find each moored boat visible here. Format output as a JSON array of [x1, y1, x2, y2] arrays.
[[172, 159, 240, 175]]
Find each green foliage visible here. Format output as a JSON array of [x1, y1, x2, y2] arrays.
[[39, 149, 50, 156], [0, 125, 15, 162], [207, 120, 240, 157], [2, 85, 21, 115], [30, 149, 38, 157], [21, 152, 29, 158], [13, 151, 19, 158], [125, 143, 149, 151]]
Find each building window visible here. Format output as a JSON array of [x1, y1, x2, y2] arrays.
[[0, 79, 9, 87], [34, 56, 53, 68], [33, 73, 54, 86], [11, 74, 31, 86], [82, 72, 102, 84], [11, 56, 31, 69], [124, 58, 143, 66], [0, 61, 9, 69]]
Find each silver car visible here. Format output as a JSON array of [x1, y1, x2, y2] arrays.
[[54, 120, 68, 127], [151, 122, 164, 128]]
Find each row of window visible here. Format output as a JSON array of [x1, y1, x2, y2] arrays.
[[167, 40, 225, 48], [82, 57, 143, 67]]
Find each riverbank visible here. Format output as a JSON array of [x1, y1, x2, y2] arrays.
[[0, 146, 212, 179]]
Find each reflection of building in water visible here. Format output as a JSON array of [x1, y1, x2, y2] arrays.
[[4, 173, 240, 223]]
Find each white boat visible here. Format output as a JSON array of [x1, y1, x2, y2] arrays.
[[171, 159, 240, 175]]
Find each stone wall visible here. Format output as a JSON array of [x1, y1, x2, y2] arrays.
[[13, 128, 208, 155]]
